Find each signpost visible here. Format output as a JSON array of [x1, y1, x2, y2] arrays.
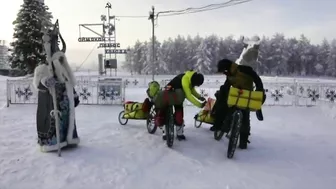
[[77, 2, 129, 76]]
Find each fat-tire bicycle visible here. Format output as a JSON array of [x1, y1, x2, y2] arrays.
[[164, 105, 175, 148], [214, 107, 244, 159]]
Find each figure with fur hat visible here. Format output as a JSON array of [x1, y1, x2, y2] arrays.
[[33, 20, 80, 153]]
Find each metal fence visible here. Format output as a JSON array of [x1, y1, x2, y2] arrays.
[[6, 76, 336, 107]]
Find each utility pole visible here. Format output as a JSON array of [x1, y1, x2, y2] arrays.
[[149, 6, 155, 81]]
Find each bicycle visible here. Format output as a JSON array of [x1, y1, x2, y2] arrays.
[[214, 87, 263, 159]]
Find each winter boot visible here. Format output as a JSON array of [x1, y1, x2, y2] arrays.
[[239, 133, 250, 149], [162, 126, 167, 140], [176, 125, 186, 141], [211, 118, 230, 132]]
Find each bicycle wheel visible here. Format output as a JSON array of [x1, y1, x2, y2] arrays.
[[118, 111, 128, 125], [165, 106, 174, 148], [147, 106, 157, 134], [227, 110, 242, 159], [194, 119, 202, 128]]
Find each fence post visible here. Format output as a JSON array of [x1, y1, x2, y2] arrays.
[[293, 79, 298, 106], [6, 79, 10, 107], [122, 80, 126, 104]]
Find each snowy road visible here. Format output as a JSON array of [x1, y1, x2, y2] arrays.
[[1, 105, 336, 189]]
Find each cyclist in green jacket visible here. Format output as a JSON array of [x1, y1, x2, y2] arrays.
[[154, 70, 206, 140]]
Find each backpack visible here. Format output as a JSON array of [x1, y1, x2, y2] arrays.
[[146, 81, 161, 99]]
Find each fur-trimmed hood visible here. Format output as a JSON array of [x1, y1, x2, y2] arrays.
[[33, 64, 51, 90], [49, 51, 76, 87]]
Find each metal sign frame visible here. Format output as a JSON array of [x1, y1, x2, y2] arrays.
[[77, 2, 126, 76]]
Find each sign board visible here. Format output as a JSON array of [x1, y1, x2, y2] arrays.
[[78, 37, 115, 42], [104, 59, 117, 69], [98, 43, 120, 48], [98, 54, 104, 75], [105, 49, 128, 54]]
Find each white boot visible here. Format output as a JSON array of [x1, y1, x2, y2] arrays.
[[176, 125, 186, 140], [161, 126, 166, 140]]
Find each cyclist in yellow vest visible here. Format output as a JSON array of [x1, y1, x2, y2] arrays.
[[212, 59, 266, 149], [154, 70, 206, 140]]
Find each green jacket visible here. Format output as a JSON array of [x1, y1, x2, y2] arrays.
[[167, 70, 203, 108]]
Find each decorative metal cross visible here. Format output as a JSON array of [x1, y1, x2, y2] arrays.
[[124, 79, 130, 86], [271, 89, 283, 101], [326, 90, 336, 102], [22, 86, 33, 101], [132, 79, 138, 85], [299, 86, 304, 94], [15, 86, 33, 101], [98, 88, 109, 101], [308, 89, 319, 102], [79, 87, 91, 100]]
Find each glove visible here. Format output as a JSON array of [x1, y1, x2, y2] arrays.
[[74, 96, 80, 107], [214, 90, 220, 99], [201, 101, 207, 108], [262, 92, 267, 104], [256, 110, 263, 121], [199, 96, 206, 101], [42, 77, 57, 88]]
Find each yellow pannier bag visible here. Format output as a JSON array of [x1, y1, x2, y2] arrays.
[[195, 98, 216, 124], [227, 87, 263, 111], [123, 102, 147, 119], [196, 110, 214, 124]]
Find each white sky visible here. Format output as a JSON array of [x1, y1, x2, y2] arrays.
[[1, 0, 335, 68]]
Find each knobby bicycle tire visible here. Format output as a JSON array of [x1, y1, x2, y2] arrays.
[[227, 110, 242, 159], [147, 106, 157, 134], [165, 106, 174, 148]]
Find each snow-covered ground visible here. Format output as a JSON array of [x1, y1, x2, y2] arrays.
[[1, 105, 336, 189], [1, 73, 336, 189]]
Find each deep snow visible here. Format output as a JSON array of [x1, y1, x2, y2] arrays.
[[1, 105, 336, 189]]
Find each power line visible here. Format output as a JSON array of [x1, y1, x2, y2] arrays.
[[158, 0, 244, 15], [115, 15, 147, 18], [114, 0, 252, 19], [159, 0, 252, 17], [75, 43, 98, 72]]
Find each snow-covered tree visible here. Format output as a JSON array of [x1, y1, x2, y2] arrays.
[[269, 33, 291, 75], [9, 0, 53, 74], [194, 40, 211, 74], [316, 39, 330, 74], [326, 39, 336, 77], [122, 33, 336, 77], [204, 35, 220, 72], [160, 38, 175, 74], [185, 35, 202, 70], [0, 42, 10, 69], [171, 35, 188, 73], [123, 46, 134, 73], [144, 36, 161, 75]]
